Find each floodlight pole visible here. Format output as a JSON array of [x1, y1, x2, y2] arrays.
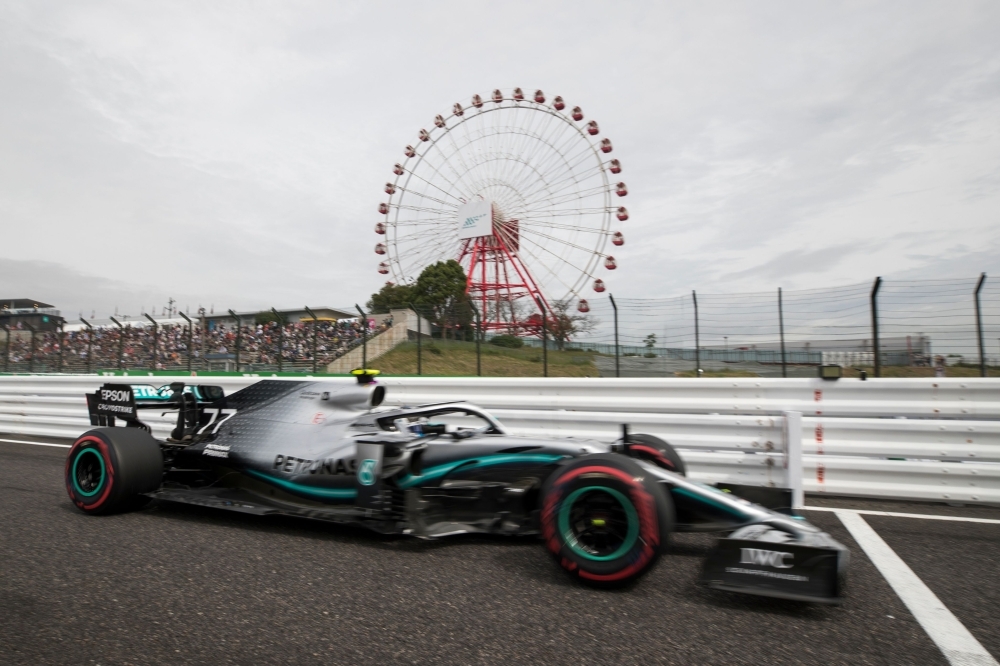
[[305, 306, 319, 374], [80, 318, 93, 373], [870, 277, 882, 378], [110, 317, 124, 370], [144, 313, 158, 371], [179, 312, 193, 373], [228, 310, 241, 372], [271, 308, 284, 372], [609, 294, 619, 378], [974, 273, 987, 377], [356, 305, 368, 369]]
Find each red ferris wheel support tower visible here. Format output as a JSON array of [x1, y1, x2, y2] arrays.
[[458, 200, 550, 333]]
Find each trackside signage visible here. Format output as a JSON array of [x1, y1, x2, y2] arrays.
[[457, 199, 493, 240]]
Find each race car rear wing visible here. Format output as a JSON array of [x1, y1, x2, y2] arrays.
[[86, 382, 226, 440]]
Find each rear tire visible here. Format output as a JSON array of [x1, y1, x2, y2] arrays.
[[626, 433, 686, 476], [540, 453, 673, 587], [65, 428, 163, 515]]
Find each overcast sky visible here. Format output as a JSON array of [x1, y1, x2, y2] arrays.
[[2, 1, 999, 319]]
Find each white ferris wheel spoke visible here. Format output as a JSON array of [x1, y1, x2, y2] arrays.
[[513, 236, 586, 298], [397, 166, 469, 204], [518, 225, 610, 258], [516, 216, 610, 233], [391, 203, 457, 215], [518, 146, 606, 203]]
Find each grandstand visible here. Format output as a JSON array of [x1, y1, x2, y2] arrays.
[[1, 306, 406, 374]]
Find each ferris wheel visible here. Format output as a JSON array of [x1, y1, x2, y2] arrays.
[[375, 87, 627, 332]]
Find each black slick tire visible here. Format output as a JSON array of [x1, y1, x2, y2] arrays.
[[626, 433, 686, 476], [540, 453, 673, 587], [65, 428, 163, 515]]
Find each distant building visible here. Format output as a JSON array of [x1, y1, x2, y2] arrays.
[[202, 306, 382, 330], [704, 336, 931, 355], [0, 299, 65, 332]]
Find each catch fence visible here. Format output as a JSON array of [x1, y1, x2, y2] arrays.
[[377, 275, 999, 378]]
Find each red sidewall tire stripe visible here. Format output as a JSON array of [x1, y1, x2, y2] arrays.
[[542, 463, 660, 583], [66, 436, 116, 511]]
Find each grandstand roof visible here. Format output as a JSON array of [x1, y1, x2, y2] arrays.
[[1, 299, 55, 310]]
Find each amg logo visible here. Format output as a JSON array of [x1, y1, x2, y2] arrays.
[[739, 548, 794, 569]]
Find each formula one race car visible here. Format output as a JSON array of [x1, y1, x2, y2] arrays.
[[68, 373, 848, 602]]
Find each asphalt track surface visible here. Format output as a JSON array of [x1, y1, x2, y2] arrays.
[[2, 435, 998, 665]]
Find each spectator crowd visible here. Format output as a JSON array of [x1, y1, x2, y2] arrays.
[[1, 316, 394, 372]]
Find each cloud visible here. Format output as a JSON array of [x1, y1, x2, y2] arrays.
[[724, 243, 860, 282], [0, 0, 998, 312]]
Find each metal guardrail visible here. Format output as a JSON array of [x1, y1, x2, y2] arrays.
[[1, 375, 997, 504]]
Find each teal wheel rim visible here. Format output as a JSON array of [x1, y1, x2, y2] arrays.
[[72, 448, 106, 497], [558, 485, 640, 562]]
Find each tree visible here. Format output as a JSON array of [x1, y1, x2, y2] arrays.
[[367, 261, 471, 340], [367, 282, 417, 313], [544, 299, 598, 351], [413, 260, 470, 341], [644, 333, 657, 349], [255, 311, 280, 325]]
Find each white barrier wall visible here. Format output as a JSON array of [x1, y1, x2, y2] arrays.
[[1, 374, 997, 504]]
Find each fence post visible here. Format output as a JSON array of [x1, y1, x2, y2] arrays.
[[2, 325, 9, 373], [609, 294, 619, 378], [80, 318, 93, 374], [472, 303, 481, 376], [783, 410, 803, 510], [179, 312, 193, 373], [110, 316, 124, 371], [228, 310, 241, 372], [411, 304, 422, 375], [537, 298, 548, 378], [975, 273, 987, 377], [693, 290, 701, 377], [870, 277, 882, 377], [58, 322, 65, 372], [25, 323, 36, 372], [778, 287, 787, 378], [271, 308, 284, 372], [305, 306, 319, 374], [355, 305, 368, 370], [144, 313, 158, 371]]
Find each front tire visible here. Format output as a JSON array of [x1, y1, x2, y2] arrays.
[[65, 428, 163, 515], [540, 453, 673, 587]]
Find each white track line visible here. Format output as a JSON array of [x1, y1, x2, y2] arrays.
[[805, 506, 1000, 525], [836, 511, 998, 666], [0, 438, 71, 448]]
